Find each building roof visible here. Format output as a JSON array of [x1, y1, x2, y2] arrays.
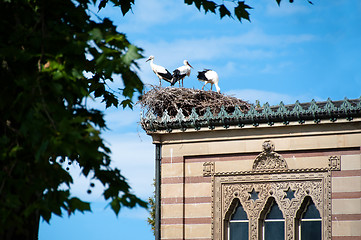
[[140, 97, 361, 133]]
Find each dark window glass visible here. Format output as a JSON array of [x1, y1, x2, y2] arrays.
[[230, 222, 248, 240], [265, 221, 285, 240], [300, 200, 321, 240], [266, 202, 283, 219], [229, 203, 248, 240], [302, 201, 320, 219], [264, 202, 284, 240], [301, 221, 321, 240], [231, 204, 248, 220]]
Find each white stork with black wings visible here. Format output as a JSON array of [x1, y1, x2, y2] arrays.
[[146, 55, 173, 86], [197, 69, 220, 93], [171, 60, 193, 87]]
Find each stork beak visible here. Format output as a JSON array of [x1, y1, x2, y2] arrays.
[[146, 57, 151, 62], [188, 62, 193, 68]]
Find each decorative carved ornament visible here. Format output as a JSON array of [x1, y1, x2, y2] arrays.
[[329, 156, 341, 171], [206, 140, 338, 240], [252, 140, 288, 171], [141, 97, 361, 132], [214, 174, 331, 240], [203, 162, 215, 175]]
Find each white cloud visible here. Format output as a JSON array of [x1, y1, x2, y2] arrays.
[[260, 61, 293, 74], [137, 29, 316, 86], [114, 206, 150, 220], [105, 0, 192, 33], [130, 0, 185, 26], [139, 29, 315, 67], [103, 106, 143, 132], [105, 132, 155, 200]]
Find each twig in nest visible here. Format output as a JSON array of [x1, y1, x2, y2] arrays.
[[138, 86, 251, 118]]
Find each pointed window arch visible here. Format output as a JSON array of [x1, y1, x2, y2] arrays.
[[296, 197, 321, 240], [227, 199, 249, 240], [260, 198, 285, 240]]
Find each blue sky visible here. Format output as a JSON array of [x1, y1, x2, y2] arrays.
[[39, 0, 361, 239]]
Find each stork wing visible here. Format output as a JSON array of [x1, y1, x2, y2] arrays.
[[197, 70, 208, 81], [158, 69, 173, 82]]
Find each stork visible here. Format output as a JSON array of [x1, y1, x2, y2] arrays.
[[197, 69, 220, 93], [146, 55, 173, 86], [171, 60, 193, 87]]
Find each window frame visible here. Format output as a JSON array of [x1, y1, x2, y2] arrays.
[[212, 171, 331, 240], [296, 197, 322, 240], [225, 198, 249, 240], [259, 198, 285, 240]]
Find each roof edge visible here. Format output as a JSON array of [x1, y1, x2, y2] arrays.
[[140, 97, 361, 133]]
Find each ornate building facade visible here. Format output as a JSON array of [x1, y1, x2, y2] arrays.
[[141, 98, 361, 240]]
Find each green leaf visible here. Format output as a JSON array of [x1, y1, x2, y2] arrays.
[[122, 45, 143, 66], [194, 0, 201, 10], [9, 145, 22, 157], [110, 198, 121, 216], [35, 140, 49, 162], [184, 0, 202, 10], [94, 83, 105, 98], [67, 197, 91, 214], [219, 4, 231, 19], [120, 99, 133, 109], [234, 1, 252, 22], [102, 92, 119, 108], [120, 2, 132, 15], [111, 0, 134, 16], [98, 0, 108, 11], [89, 28, 103, 42], [184, 0, 194, 5], [202, 0, 217, 13]]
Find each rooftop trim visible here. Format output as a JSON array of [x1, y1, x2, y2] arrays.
[[140, 97, 361, 132]]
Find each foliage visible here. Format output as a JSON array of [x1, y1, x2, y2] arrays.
[[185, 0, 313, 22], [147, 180, 156, 235], [0, 0, 312, 239], [185, 0, 252, 22], [0, 0, 145, 238]]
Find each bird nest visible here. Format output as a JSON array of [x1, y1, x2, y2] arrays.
[[138, 86, 251, 118]]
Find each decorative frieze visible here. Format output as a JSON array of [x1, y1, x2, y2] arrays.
[[141, 97, 361, 132]]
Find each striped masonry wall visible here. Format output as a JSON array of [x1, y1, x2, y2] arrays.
[[331, 153, 361, 240], [161, 155, 212, 240], [157, 122, 361, 240]]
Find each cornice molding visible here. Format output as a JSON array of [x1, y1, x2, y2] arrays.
[[141, 97, 361, 132]]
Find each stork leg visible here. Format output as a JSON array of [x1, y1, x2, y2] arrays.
[[211, 84, 213, 91], [159, 79, 162, 87], [181, 79, 184, 88], [202, 83, 206, 90]]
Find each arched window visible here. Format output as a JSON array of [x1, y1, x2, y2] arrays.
[[260, 199, 285, 240], [228, 201, 249, 240], [296, 197, 321, 240]]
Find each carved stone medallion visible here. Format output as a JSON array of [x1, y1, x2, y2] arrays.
[[252, 140, 288, 171]]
